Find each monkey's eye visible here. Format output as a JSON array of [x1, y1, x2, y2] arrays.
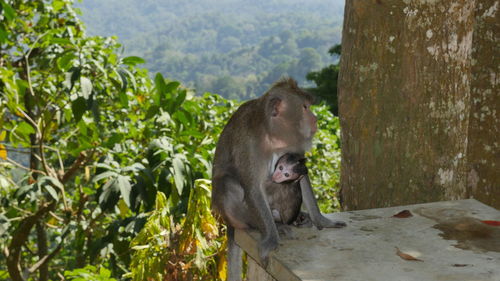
[[285, 173, 290, 177], [279, 166, 283, 171], [303, 105, 307, 109]]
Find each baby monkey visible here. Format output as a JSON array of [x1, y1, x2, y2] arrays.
[[266, 153, 311, 227], [272, 153, 308, 183]]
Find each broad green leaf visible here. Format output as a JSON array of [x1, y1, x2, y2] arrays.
[[121, 68, 137, 91], [108, 53, 117, 65], [64, 67, 81, 90], [0, 25, 7, 44], [116, 69, 128, 91], [155, 191, 168, 209], [14, 184, 37, 202], [145, 105, 159, 120], [154, 73, 166, 94], [57, 53, 76, 71], [172, 155, 185, 195], [71, 97, 86, 122], [52, 0, 65, 12], [41, 176, 64, 191], [95, 163, 115, 170], [117, 175, 131, 207], [173, 111, 189, 126], [164, 81, 180, 94], [105, 133, 124, 148], [174, 88, 187, 108], [15, 79, 28, 98], [50, 37, 71, 45], [122, 56, 145, 66], [80, 77, 92, 99], [0, 0, 16, 21], [118, 91, 129, 108], [99, 178, 120, 212], [92, 171, 118, 183], [43, 184, 58, 201], [16, 121, 36, 136], [0, 213, 10, 236], [122, 163, 145, 173]]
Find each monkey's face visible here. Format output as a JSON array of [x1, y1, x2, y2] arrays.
[[265, 79, 317, 150], [272, 155, 307, 183], [272, 163, 300, 183]]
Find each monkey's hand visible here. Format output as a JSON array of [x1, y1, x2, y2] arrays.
[[313, 215, 346, 230], [258, 235, 279, 268]]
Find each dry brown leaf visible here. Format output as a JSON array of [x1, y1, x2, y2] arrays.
[[395, 247, 423, 262], [393, 210, 413, 218], [452, 264, 471, 267]]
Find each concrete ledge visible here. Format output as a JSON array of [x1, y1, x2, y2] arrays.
[[235, 199, 500, 281]]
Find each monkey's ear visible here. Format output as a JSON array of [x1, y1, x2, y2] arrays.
[[269, 97, 283, 117]]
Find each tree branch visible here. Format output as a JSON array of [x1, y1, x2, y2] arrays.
[[5, 157, 46, 175], [26, 227, 70, 276], [6, 202, 55, 281], [61, 151, 92, 183]]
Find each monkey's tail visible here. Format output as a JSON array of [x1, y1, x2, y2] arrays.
[[226, 225, 243, 281]]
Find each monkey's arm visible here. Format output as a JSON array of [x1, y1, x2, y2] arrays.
[[299, 175, 346, 229]]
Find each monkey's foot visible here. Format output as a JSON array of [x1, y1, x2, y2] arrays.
[[258, 236, 278, 268], [313, 215, 347, 230], [277, 224, 297, 239], [293, 211, 313, 228]]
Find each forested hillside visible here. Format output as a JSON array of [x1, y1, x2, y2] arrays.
[[76, 0, 344, 99]]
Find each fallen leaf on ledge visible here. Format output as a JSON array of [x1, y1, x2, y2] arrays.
[[393, 210, 413, 218], [481, 220, 500, 226], [452, 264, 471, 267], [395, 247, 423, 262]]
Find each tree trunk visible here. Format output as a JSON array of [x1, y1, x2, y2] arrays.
[[466, 0, 500, 208], [338, 0, 478, 210]]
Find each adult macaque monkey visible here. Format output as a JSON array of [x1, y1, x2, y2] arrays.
[[212, 77, 346, 281]]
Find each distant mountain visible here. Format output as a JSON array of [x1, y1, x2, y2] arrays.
[[76, 0, 345, 99]]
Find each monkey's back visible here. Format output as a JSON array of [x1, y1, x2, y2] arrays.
[[213, 98, 266, 176]]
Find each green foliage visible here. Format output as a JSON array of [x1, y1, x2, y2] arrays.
[[65, 265, 117, 281], [127, 181, 224, 281], [0, 0, 232, 279], [308, 105, 342, 213], [0, 0, 342, 280], [307, 44, 341, 115]]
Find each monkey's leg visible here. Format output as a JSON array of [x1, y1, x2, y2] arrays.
[[213, 175, 247, 281], [227, 225, 243, 281], [217, 175, 278, 267], [242, 180, 280, 266], [276, 223, 296, 239], [299, 176, 346, 229], [214, 175, 251, 229]]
